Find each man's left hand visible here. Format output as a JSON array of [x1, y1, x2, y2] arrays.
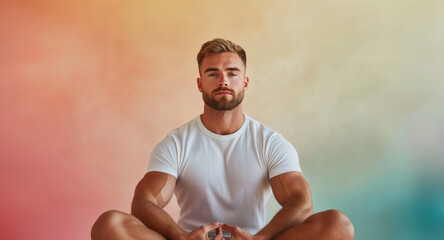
[[221, 224, 257, 240]]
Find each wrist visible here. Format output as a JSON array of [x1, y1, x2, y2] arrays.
[[176, 235, 189, 240], [253, 234, 270, 240], [166, 229, 188, 240]]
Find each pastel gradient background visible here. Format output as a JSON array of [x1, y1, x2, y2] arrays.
[[1, 0, 443, 239]]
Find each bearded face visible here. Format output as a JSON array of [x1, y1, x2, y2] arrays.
[[198, 52, 248, 111], [202, 87, 244, 111]]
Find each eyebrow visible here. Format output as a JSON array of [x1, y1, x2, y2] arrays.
[[204, 67, 241, 73], [226, 67, 241, 72], [204, 68, 219, 73]]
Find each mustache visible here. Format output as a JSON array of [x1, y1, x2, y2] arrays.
[[212, 87, 235, 94]]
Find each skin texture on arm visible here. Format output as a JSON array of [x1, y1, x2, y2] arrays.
[[131, 171, 188, 240], [131, 172, 224, 240], [255, 171, 313, 240]]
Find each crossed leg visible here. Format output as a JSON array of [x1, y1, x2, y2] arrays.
[[92, 209, 354, 240], [91, 210, 165, 240], [275, 209, 354, 240]]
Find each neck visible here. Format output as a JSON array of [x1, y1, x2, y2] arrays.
[[200, 104, 245, 135]]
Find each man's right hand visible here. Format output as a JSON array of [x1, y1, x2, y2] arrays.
[[185, 222, 225, 240]]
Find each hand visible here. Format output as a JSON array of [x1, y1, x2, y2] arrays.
[[221, 224, 254, 240], [187, 222, 225, 240]]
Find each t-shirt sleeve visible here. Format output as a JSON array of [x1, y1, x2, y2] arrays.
[[147, 134, 179, 178], [266, 133, 302, 179]]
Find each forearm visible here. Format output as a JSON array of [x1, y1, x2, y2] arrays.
[[131, 200, 187, 240], [255, 198, 313, 240]]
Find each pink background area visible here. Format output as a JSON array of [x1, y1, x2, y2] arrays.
[[1, 1, 196, 238]]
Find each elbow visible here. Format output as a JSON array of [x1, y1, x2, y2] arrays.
[[130, 198, 143, 216], [286, 194, 313, 222], [303, 194, 313, 214], [292, 196, 312, 220], [304, 200, 314, 217], [131, 196, 155, 217], [296, 201, 313, 224]]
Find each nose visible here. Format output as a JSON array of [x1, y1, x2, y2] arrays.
[[218, 74, 228, 87]]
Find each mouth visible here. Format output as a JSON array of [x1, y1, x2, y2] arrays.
[[213, 88, 234, 95], [215, 91, 232, 95]]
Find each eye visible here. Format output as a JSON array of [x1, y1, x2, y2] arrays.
[[208, 73, 217, 77], [229, 72, 238, 77]]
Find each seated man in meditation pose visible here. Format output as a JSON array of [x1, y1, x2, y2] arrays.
[[91, 38, 354, 240]]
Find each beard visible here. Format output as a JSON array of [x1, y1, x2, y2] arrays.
[[202, 87, 244, 111]]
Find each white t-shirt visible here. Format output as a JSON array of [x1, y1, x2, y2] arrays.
[[147, 115, 301, 235]]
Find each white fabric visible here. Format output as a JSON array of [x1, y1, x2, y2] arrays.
[[147, 115, 301, 235]]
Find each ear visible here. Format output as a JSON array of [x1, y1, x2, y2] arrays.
[[244, 76, 249, 91], [197, 77, 203, 93]]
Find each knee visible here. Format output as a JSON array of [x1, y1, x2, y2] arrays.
[[321, 209, 354, 239], [91, 210, 127, 238], [94, 210, 127, 227]]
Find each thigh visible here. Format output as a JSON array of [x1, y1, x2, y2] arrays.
[[276, 210, 354, 240], [92, 210, 166, 240]]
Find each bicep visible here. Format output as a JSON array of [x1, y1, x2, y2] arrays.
[[132, 171, 176, 208], [270, 171, 312, 207]]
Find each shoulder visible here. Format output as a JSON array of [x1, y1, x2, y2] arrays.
[[245, 115, 285, 143], [165, 117, 200, 140], [245, 116, 301, 175], [245, 116, 298, 154], [154, 117, 200, 149], [245, 115, 274, 134]]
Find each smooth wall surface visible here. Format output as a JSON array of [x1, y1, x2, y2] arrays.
[[1, 0, 443, 239]]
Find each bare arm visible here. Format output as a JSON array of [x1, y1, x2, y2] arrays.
[[132, 172, 223, 240], [254, 171, 313, 240], [131, 171, 187, 240]]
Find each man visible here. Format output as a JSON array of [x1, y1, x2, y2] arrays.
[[91, 38, 354, 240]]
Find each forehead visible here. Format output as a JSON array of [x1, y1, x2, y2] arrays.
[[200, 52, 245, 71]]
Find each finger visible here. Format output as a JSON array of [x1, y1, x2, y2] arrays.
[[213, 226, 224, 240], [221, 223, 239, 233], [201, 222, 221, 233], [215, 226, 222, 235], [213, 235, 225, 240]]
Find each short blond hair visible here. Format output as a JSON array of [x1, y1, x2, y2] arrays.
[[197, 38, 246, 69]]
